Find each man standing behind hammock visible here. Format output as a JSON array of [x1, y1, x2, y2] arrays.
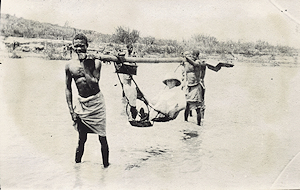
[[182, 50, 233, 126], [122, 43, 138, 121], [65, 33, 109, 167]]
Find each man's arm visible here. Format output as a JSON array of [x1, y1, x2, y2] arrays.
[[82, 59, 101, 90], [206, 63, 222, 72], [65, 64, 77, 121], [185, 56, 200, 66], [206, 62, 234, 72]]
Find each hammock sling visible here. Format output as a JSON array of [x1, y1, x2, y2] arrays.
[[114, 58, 176, 127]]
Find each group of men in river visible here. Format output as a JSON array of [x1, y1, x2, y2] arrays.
[[65, 33, 233, 167]]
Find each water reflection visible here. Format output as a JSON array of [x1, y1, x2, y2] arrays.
[[73, 162, 108, 189], [179, 128, 203, 173], [73, 164, 82, 189]]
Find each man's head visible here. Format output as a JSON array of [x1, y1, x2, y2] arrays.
[[127, 44, 133, 55], [73, 33, 88, 59], [73, 33, 88, 47], [162, 73, 181, 89], [165, 79, 178, 89], [191, 50, 200, 59]]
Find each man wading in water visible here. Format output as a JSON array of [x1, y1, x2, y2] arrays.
[[182, 50, 233, 126], [65, 33, 109, 167]]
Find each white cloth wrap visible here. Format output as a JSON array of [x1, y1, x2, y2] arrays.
[[73, 91, 106, 136]]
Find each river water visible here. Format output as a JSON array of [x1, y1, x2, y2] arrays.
[[1, 56, 300, 189]]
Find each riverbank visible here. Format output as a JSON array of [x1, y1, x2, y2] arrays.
[[1, 36, 299, 67]]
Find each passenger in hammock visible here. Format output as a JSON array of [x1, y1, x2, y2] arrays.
[[149, 73, 186, 121]]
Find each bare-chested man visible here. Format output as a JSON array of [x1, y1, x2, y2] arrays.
[[65, 33, 109, 167], [182, 50, 233, 126]]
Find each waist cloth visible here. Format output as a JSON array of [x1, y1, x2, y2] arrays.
[[186, 83, 205, 110], [73, 91, 106, 136]]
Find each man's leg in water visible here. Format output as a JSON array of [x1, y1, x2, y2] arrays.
[[75, 121, 88, 163], [99, 136, 109, 168], [200, 105, 205, 119], [184, 102, 190, 122], [196, 108, 201, 126]]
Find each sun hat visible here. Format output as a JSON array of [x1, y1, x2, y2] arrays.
[[162, 73, 181, 87]]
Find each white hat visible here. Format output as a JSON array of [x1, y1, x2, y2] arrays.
[[162, 73, 181, 87]]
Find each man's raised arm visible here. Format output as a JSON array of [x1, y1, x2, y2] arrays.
[[206, 62, 234, 72], [185, 56, 200, 66], [82, 59, 101, 90]]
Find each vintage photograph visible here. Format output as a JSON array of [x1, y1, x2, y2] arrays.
[[1, 0, 300, 189]]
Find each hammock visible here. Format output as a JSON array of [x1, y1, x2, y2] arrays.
[[114, 60, 177, 127], [99, 53, 234, 127]]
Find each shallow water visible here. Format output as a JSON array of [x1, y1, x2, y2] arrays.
[[1, 57, 300, 189]]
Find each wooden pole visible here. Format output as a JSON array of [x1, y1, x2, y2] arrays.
[[98, 55, 185, 63], [96, 55, 234, 68]]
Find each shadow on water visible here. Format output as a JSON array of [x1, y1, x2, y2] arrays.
[[182, 129, 199, 140], [122, 122, 204, 175], [124, 146, 169, 171], [179, 127, 204, 173]]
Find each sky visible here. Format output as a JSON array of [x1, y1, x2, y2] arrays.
[[2, 0, 300, 48]]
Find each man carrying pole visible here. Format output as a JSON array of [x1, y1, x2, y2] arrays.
[[181, 50, 233, 126], [65, 33, 109, 167]]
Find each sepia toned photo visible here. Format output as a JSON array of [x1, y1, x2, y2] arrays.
[[1, 0, 300, 189]]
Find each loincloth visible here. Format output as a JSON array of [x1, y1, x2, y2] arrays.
[[186, 83, 205, 110], [73, 91, 106, 136]]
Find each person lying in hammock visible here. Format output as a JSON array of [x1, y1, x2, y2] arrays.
[[148, 72, 186, 122], [123, 72, 185, 127]]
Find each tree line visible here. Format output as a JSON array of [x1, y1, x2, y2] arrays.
[[1, 14, 297, 57]]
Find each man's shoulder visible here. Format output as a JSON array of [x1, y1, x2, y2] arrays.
[[197, 59, 207, 66], [65, 59, 78, 70], [195, 59, 203, 63], [185, 59, 202, 66]]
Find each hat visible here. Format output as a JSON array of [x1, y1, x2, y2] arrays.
[[162, 73, 181, 86]]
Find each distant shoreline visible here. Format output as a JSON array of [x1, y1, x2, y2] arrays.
[[1, 36, 299, 67]]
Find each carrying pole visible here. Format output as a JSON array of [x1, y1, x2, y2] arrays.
[[96, 55, 234, 67], [98, 55, 185, 63]]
